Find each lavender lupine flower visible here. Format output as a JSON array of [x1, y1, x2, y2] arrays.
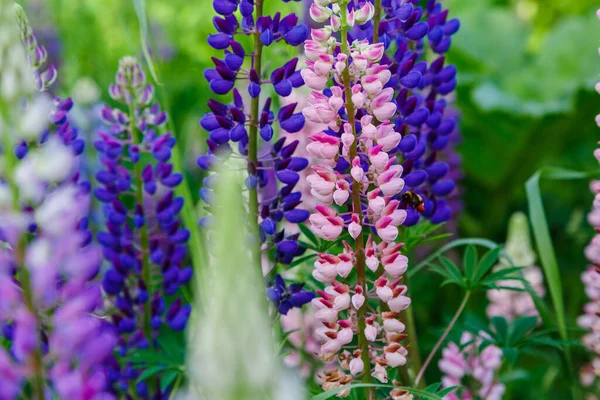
[[438, 333, 505, 400], [302, 1, 413, 394], [198, 0, 312, 272], [95, 56, 192, 395], [487, 213, 545, 322], [0, 4, 115, 398], [579, 13, 600, 390], [346, 0, 461, 226]]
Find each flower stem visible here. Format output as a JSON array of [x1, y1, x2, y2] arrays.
[[340, 10, 374, 400], [372, 0, 382, 44], [248, 0, 265, 270], [415, 290, 471, 386], [129, 102, 152, 342]]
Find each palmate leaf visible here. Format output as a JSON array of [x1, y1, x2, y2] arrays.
[[310, 383, 447, 400], [299, 223, 320, 247], [463, 245, 478, 280], [472, 246, 502, 283], [508, 316, 538, 346], [439, 256, 463, 283], [410, 238, 499, 277], [424, 383, 442, 393], [491, 317, 509, 344], [502, 347, 519, 366], [480, 267, 525, 286]]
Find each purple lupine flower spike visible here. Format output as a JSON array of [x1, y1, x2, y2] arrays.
[[95, 56, 192, 395], [199, 0, 314, 279], [0, 5, 115, 398]]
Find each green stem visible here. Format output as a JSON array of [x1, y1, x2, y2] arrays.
[[248, 0, 265, 270], [372, 0, 382, 44], [129, 102, 152, 341], [415, 291, 471, 385], [340, 9, 374, 400], [0, 106, 45, 400], [403, 296, 422, 386]]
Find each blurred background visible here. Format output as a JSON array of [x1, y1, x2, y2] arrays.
[[22, 0, 600, 397]]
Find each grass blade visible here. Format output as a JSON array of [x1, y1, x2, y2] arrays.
[[132, 0, 160, 84]]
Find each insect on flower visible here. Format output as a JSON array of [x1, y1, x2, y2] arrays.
[[402, 191, 425, 213]]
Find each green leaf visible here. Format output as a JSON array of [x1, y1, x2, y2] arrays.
[[310, 384, 444, 400], [160, 370, 179, 392], [288, 253, 317, 269], [473, 246, 502, 283], [439, 256, 463, 282], [410, 238, 499, 277], [502, 347, 519, 366], [132, 0, 160, 84], [136, 365, 168, 383], [491, 316, 509, 344], [480, 267, 525, 285], [526, 167, 600, 342], [437, 386, 460, 397], [425, 383, 442, 393], [508, 316, 538, 346], [463, 245, 478, 280], [298, 223, 320, 247]]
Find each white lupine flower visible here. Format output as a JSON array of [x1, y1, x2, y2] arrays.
[[17, 94, 52, 140], [186, 166, 302, 400], [33, 137, 75, 182], [35, 185, 82, 236]]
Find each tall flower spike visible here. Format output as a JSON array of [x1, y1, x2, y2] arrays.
[[200, 1, 313, 278], [439, 333, 505, 400], [302, 2, 412, 396], [343, 0, 461, 226], [95, 56, 192, 396], [0, 4, 115, 398], [487, 213, 545, 321], [579, 10, 600, 391]]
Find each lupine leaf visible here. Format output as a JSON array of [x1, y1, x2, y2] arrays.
[[472, 246, 502, 283], [463, 245, 477, 280], [288, 253, 317, 268], [502, 347, 519, 366], [480, 267, 525, 285], [310, 384, 444, 400], [425, 383, 442, 393], [439, 256, 463, 282], [136, 365, 168, 383], [437, 386, 460, 397], [491, 316, 509, 344], [410, 238, 499, 277], [508, 317, 538, 346], [299, 223, 320, 247], [160, 370, 179, 392]]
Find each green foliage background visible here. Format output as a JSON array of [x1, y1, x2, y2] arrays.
[[24, 0, 600, 397]]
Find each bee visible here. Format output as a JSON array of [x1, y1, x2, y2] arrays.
[[401, 191, 425, 213]]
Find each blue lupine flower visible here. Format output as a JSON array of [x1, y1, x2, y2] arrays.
[[266, 275, 316, 315]]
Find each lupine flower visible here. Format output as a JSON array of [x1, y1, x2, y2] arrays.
[[439, 332, 505, 400], [200, 1, 313, 275], [302, 1, 413, 394], [487, 213, 545, 321], [95, 56, 192, 395], [187, 165, 305, 400], [579, 13, 600, 389], [0, 4, 115, 398], [342, 0, 462, 226], [266, 274, 316, 315]]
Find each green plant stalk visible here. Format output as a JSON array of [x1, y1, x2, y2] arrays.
[[0, 105, 45, 400], [248, 0, 265, 270], [372, 0, 382, 44], [403, 294, 422, 386], [415, 291, 471, 386], [340, 9, 374, 399], [129, 102, 152, 341]]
